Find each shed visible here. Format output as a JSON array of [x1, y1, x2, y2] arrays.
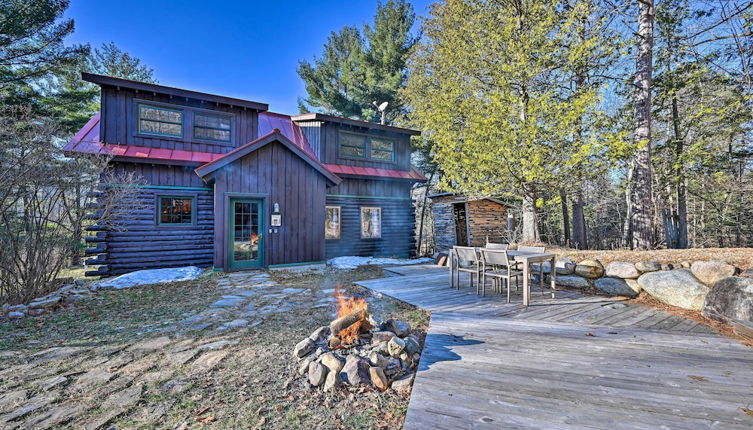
[[429, 193, 510, 252]]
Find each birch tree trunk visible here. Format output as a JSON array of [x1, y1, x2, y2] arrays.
[[629, 0, 655, 250]]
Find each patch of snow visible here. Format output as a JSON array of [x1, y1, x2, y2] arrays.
[[327, 256, 433, 270], [95, 266, 204, 290]]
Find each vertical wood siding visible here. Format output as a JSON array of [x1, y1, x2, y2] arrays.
[[211, 141, 327, 269], [100, 86, 259, 153], [430, 197, 508, 252]]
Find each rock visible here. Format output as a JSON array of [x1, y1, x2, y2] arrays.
[[637, 269, 709, 310], [28, 296, 62, 309], [1, 303, 9, 315], [701, 277, 753, 323], [320, 352, 345, 374], [691, 260, 737, 286], [387, 337, 406, 357], [340, 356, 371, 385], [553, 275, 590, 289], [8, 304, 26, 313], [221, 319, 249, 329], [323, 369, 340, 392], [209, 296, 245, 308], [298, 355, 316, 375], [197, 339, 237, 351], [368, 351, 387, 369], [308, 362, 328, 387], [594, 278, 640, 298], [740, 269, 753, 279], [369, 366, 389, 391], [293, 338, 315, 359], [391, 373, 414, 394], [75, 279, 85, 286], [7, 311, 24, 319], [372, 341, 389, 355], [308, 326, 331, 343], [555, 259, 576, 275], [367, 314, 382, 329], [386, 319, 411, 337], [62, 294, 86, 304], [404, 336, 421, 355], [605, 261, 640, 279], [680, 261, 692, 268], [371, 331, 396, 342], [661, 263, 674, 271], [635, 261, 661, 273]]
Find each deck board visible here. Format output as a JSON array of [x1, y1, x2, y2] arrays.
[[356, 265, 753, 429]]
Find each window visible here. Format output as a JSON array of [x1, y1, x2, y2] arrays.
[[360, 207, 381, 239], [194, 113, 231, 142], [158, 196, 194, 225], [138, 104, 183, 137], [325, 206, 341, 239], [339, 132, 395, 162]]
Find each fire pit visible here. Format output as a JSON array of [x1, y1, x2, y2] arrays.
[[292, 287, 420, 393]]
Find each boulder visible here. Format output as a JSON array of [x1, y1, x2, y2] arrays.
[[308, 326, 331, 343], [293, 338, 315, 359], [340, 356, 371, 385], [320, 352, 345, 374], [594, 278, 640, 298], [323, 369, 340, 392], [574, 259, 604, 278], [28, 296, 61, 309], [387, 337, 406, 357], [391, 373, 414, 394], [368, 351, 387, 369], [605, 261, 640, 279], [404, 336, 421, 356], [369, 366, 389, 391], [386, 319, 411, 337], [691, 260, 737, 286], [701, 277, 753, 323], [371, 331, 397, 342], [637, 269, 709, 310], [308, 362, 328, 387], [532, 258, 575, 275], [553, 275, 590, 289], [740, 269, 753, 279], [7, 311, 24, 319]]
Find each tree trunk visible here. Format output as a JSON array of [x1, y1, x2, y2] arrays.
[[521, 192, 539, 243], [560, 189, 571, 247], [630, 0, 655, 250], [571, 191, 587, 249], [415, 169, 436, 257], [623, 166, 634, 249]]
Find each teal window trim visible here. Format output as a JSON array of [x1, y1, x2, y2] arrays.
[[193, 112, 233, 143], [157, 195, 196, 226], [138, 103, 184, 138], [339, 131, 396, 163]]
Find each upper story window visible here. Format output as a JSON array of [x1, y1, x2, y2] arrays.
[[339, 131, 395, 162], [194, 113, 231, 142], [138, 104, 183, 137]]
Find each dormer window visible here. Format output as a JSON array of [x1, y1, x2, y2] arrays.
[[194, 113, 232, 142], [138, 104, 183, 137], [339, 131, 395, 162]]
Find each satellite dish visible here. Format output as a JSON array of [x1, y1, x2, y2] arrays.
[[377, 101, 389, 112]]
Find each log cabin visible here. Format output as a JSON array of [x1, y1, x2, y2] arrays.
[[429, 193, 510, 252], [64, 73, 426, 276]]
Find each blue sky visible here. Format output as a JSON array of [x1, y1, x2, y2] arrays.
[[65, 0, 432, 114]]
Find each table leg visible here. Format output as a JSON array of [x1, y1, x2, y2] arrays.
[[523, 259, 530, 307], [449, 252, 454, 289], [550, 256, 557, 298]]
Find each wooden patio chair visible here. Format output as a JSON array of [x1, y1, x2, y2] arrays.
[[452, 246, 481, 291], [480, 249, 524, 301]]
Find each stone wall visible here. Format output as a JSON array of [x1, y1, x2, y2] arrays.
[[542, 257, 753, 324]]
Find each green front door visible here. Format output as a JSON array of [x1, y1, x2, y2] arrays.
[[228, 198, 264, 270]]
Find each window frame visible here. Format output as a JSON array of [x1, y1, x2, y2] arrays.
[[360, 206, 382, 239], [325, 205, 341, 240], [156, 195, 196, 227], [192, 112, 233, 143], [338, 131, 396, 163], [137, 103, 184, 138]]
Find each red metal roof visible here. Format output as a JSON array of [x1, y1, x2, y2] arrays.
[[322, 164, 427, 181], [63, 112, 426, 181]]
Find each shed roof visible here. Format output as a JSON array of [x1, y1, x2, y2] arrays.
[[82, 72, 269, 111], [427, 193, 510, 206], [291, 113, 421, 136]]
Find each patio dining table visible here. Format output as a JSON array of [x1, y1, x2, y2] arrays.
[[450, 249, 556, 306]]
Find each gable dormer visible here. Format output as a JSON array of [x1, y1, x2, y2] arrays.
[[83, 73, 268, 154]]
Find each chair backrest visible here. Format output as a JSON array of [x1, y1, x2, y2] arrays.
[[454, 246, 479, 266], [485, 242, 509, 250], [518, 245, 545, 253], [480, 249, 511, 267]]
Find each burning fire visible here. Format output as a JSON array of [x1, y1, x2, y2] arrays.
[[333, 285, 370, 345]]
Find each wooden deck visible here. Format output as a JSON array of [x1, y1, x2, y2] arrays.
[[357, 265, 753, 429]]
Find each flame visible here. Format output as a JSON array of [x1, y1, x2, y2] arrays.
[[334, 285, 369, 345]]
